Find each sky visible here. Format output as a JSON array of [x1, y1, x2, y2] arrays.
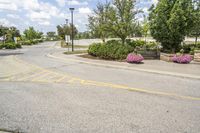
[[0, 0, 158, 34]]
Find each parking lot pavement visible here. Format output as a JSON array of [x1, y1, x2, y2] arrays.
[[0, 41, 200, 133]]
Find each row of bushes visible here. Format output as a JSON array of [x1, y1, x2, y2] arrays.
[[19, 39, 44, 46], [181, 43, 200, 55], [0, 39, 44, 49], [88, 42, 134, 60], [0, 42, 22, 49], [125, 39, 159, 50], [88, 40, 159, 60]]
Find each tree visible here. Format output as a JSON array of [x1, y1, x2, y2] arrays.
[[0, 26, 20, 42], [105, 0, 137, 44], [142, 16, 149, 44], [190, 0, 200, 44], [149, 0, 193, 53], [0, 25, 9, 37], [88, 1, 110, 42], [133, 22, 142, 37], [24, 27, 42, 40], [47, 32, 56, 38], [57, 24, 78, 40], [6, 27, 21, 42]]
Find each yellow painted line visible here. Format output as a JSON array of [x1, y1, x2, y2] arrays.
[[80, 80, 200, 101], [12, 55, 200, 101], [17, 70, 47, 81], [31, 71, 52, 81], [56, 76, 67, 83]]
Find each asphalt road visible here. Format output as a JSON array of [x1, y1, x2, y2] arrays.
[[0, 41, 200, 133]]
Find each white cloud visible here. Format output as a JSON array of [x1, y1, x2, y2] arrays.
[[0, 18, 16, 27], [38, 21, 51, 26], [78, 7, 92, 14], [67, 0, 88, 6], [7, 14, 20, 19], [0, 2, 18, 11], [56, 0, 65, 7]]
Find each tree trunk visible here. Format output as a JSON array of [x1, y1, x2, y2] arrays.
[[195, 36, 198, 45], [121, 37, 126, 45], [102, 38, 105, 43]]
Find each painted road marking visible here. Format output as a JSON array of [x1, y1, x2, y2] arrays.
[[0, 55, 199, 101]]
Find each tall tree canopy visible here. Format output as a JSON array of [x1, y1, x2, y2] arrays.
[[57, 24, 78, 40], [105, 0, 137, 44], [88, 1, 110, 42], [0, 25, 20, 42], [23, 27, 43, 40], [88, 0, 137, 44], [190, 0, 200, 44], [149, 0, 194, 52]]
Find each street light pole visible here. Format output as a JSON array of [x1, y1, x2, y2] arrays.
[[69, 8, 75, 52], [65, 19, 68, 26]]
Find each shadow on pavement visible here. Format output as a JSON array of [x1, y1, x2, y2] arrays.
[[0, 53, 24, 56]]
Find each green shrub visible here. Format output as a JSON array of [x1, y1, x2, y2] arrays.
[[16, 43, 22, 48], [88, 42, 134, 60], [181, 43, 200, 55], [0, 42, 22, 49], [30, 40, 38, 44], [0, 43, 4, 49], [38, 39, 44, 43], [106, 40, 121, 45], [4, 43, 17, 49], [88, 39, 160, 60], [20, 40, 32, 45], [145, 42, 158, 50]]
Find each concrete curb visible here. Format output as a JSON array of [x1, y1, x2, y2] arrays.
[[47, 53, 200, 80]]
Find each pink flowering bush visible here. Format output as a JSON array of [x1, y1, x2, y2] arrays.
[[172, 54, 193, 64], [126, 53, 144, 63]]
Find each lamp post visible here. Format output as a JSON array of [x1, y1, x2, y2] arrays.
[[65, 19, 68, 26], [69, 8, 75, 52]]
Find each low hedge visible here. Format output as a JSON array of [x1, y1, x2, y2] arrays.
[[88, 42, 134, 60], [0, 42, 22, 49], [19, 39, 44, 46], [181, 43, 200, 55], [88, 39, 159, 60]]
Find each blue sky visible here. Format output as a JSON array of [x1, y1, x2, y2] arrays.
[[0, 0, 157, 34]]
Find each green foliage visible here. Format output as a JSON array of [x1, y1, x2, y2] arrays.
[[76, 31, 92, 39], [0, 25, 20, 43], [23, 27, 43, 40], [88, 41, 134, 60], [0, 42, 22, 49], [189, 0, 200, 43], [181, 43, 200, 55], [105, 0, 137, 44], [149, 0, 193, 53], [88, 1, 110, 42], [19, 39, 43, 46], [57, 24, 78, 40], [142, 16, 150, 40], [89, 0, 137, 44]]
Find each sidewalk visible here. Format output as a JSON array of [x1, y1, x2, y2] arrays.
[[48, 52, 200, 80]]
